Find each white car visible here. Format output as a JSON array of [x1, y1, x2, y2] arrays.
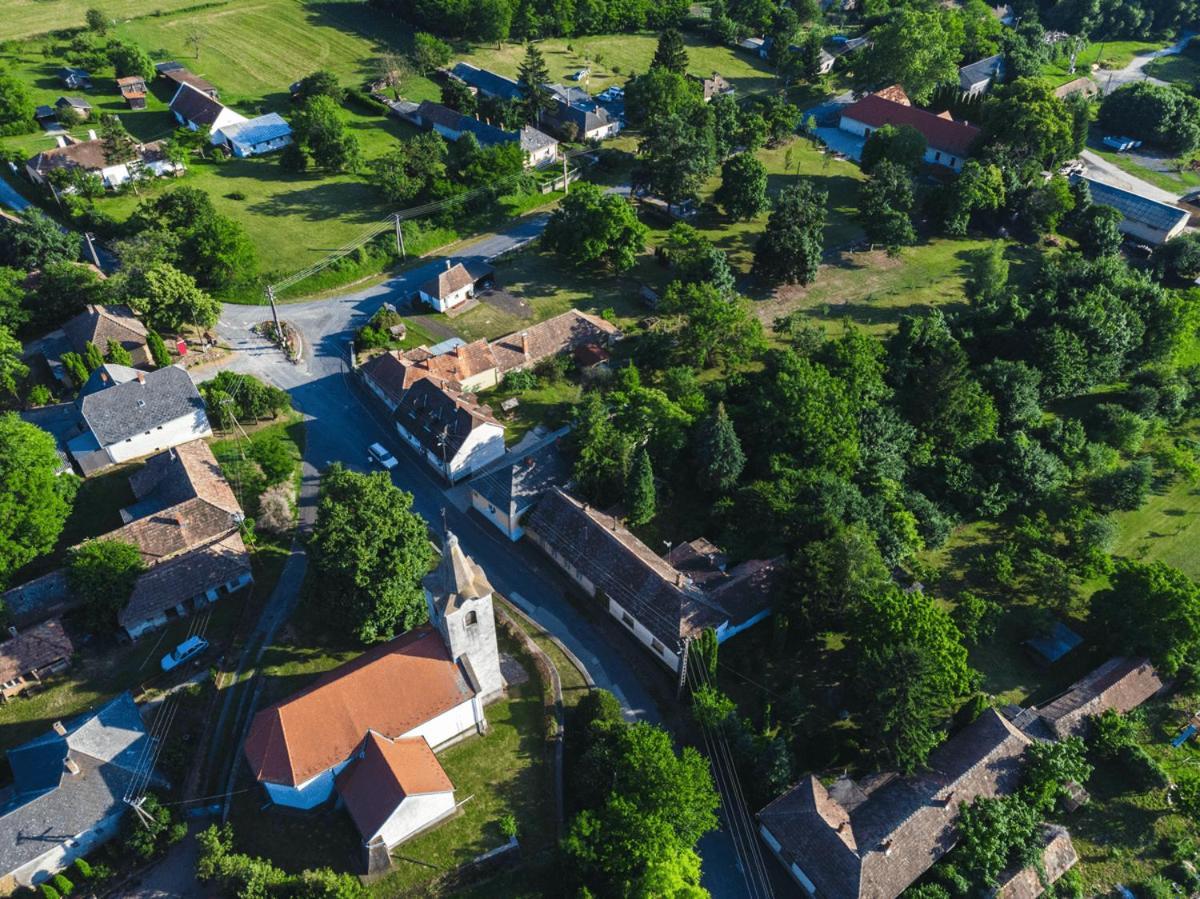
[[369, 442, 398, 470], [161, 636, 209, 672]]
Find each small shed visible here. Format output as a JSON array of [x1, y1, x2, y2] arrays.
[[58, 67, 91, 89], [55, 96, 92, 120], [1024, 620, 1083, 664]]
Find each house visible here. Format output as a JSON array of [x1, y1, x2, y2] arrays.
[[757, 709, 1031, 899], [158, 63, 218, 98], [169, 83, 246, 143], [0, 571, 71, 629], [1074, 176, 1190, 245], [0, 693, 162, 892], [393, 378, 506, 482], [244, 534, 502, 870], [839, 87, 980, 170], [116, 75, 148, 110], [28, 304, 152, 385], [0, 619, 73, 700], [958, 54, 1006, 96], [418, 260, 491, 312], [469, 428, 570, 540], [214, 113, 293, 157], [1031, 656, 1165, 739], [542, 92, 621, 142], [362, 339, 500, 404], [526, 487, 778, 674], [34, 105, 57, 125], [414, 101, 558, 167], [68, 363, 211, 474], [993, 826, 1079, 899], [691, 72, 735, 102], [26, 138, 183, 190], [55, 96, 92, 120], [488, 308, 621, 374], [58, 67, 91, 89], [449, 62, 523, 102]]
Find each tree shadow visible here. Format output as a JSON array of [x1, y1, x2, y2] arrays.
[[243, 180, 389, 226]]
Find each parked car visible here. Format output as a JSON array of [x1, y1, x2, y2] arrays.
[[571, 68, 589, 81], [369, 442, 399, 470], [161, 636, 209, 672]]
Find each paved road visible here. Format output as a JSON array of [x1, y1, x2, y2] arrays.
[[1097, 33, 1193, 95], [208, 222, 763, 897], [1080, 148, 1184, 204]]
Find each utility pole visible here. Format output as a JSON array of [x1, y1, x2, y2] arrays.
[[394, 213, 406, 258], [562, 152, 569, 194], [83, 232, 102, 270], [265, 284, 282, 344]]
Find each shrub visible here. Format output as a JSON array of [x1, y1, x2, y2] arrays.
[[1090, 708, 1138, 758], [27, 384, 52, 407], [72, 858, 92, 880], [225, 190, 247, 201], [498, 812, 518, 839], [253, 434, 295, 485], [257, 483, 295, 533], [1140, 875, 1178, 899], [503, 368, 538, 392], [533, 353, 571, 383], [1119, 743, 1169, 790], [51, 874, 73, 895], [39, 884, 60, 899]]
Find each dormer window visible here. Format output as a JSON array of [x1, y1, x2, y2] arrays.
[[465, 610, 478, 627]]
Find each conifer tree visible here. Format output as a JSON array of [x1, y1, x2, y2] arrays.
[[625, 447, 656, 526], [83, 341, 104, 372], [517, 43, 554, 125], [652, 29, 689, 74], [694, 402, 745, 492]]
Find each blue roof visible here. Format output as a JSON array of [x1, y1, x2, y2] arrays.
[[218, 112, 292, 146], [1078, 176, 1190, 233], [1025, 621, 1083, 663], [451, 62, 522, 102]]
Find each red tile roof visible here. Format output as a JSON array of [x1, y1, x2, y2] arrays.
[[842, 93, 980, 157], [335, 734, 454, 840], [243, 628, 475, 787]]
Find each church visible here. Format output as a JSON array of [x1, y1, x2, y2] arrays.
[[242, 532, 504, 871]]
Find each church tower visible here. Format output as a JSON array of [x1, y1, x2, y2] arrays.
[[423, 531, 504, 700]]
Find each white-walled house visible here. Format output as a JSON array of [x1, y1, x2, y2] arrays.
[[418, 261, 478, 312], [1075, 176, 1190, 246], [26, 138, 183, 190], [469, 429, 569, 541], [394, 378, 505, 482], [526, 487, 778, 677], [68, 364, 212, 474], [839, 88, 981, 171], [169, 82, 246, 143], [214, 113, 293, 157], [244, 536, 504, 873]]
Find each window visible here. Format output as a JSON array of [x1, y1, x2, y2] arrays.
[[621, 612, 635, 630], [949, 157, 957, 167], [465, 610, 478, 627], [651, 639, 665, 656], [934, 151, 942, 162]]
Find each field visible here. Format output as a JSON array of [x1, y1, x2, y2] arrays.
[[1145, 48, 1200, 88], [1040, 39, 1163, 88], [2, 0, 200, 41]]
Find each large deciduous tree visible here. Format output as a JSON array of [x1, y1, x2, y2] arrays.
[[67, 539, 145, 629], [860, 123, 927, 173], [309, 465, 435, 643], [1099, 81, 1200, 154], [714, 152, 768, 220], [854, 7, 964, 104], [983, 78, 1077, 168], [858, 160, 917, 249], [0, 208, 78, 271], [126, 263, 220, 332], [543, 181, 648, 272], [753, 181, 827, 286], [637, 112, 717, 208], [292, 95, 362, 173], [658, 280, 763, 370], [0, 414, 77, 585], [0, 65, 35, 135], [1092, 559, 1200, 676]]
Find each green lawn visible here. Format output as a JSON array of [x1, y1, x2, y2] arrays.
[[3, 0, 202, 41], [1145, 49, 1200, 88], [1040, 40, 1164, 88], [1110, 440, 1200, 582], [1088, 142, 1200, 194], [210, 411, 305, 518]]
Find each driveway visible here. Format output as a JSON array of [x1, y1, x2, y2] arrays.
[[1097, 33, 1193, 94], [1080, 149, 1183, 204]]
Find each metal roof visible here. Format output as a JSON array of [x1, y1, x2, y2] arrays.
[[217, 112, 292, 146], [1078, 176, 1190, 232]]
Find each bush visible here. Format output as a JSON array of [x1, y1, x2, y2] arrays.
[[503, 368, 538, 392], [146, 330, 171, 367], [1119, 743, 1169, 790], [50, 874, 73, 895], [534, 353, 571, 383], [27, 384, 52, 407], [345, 87, 389, 114], [1140, 875, 1179, 899], [253, 434, 295, 485], [257, 483, 295, 533], [498, 812, 518, 838], [72, 858, 92, 880], [39, 884, 60, 899]]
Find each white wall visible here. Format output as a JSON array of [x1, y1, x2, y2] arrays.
[[208, 108, 247, 144], [447, 424, 505, 482], [1117, 215, 1188, 246], [527, 143, 557, 166], [104, 409, 212, 464], [401, 696, 481, 749], [839, 115, 967, 170], [374, 791, 457, 848], [420, 283, 473, 312], [470, 489, 518, 540], [12, 810, 122, 887], [607, 596, 680, 671]]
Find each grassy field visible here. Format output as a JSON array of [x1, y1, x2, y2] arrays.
[[3, 0, 201, 41], [1145, 48, 1200, 88], [1040, 39, 1164, 88], [1087, 141, 1200, 194]]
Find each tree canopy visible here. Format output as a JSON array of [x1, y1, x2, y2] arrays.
[[67, 539, 146, 630], [544, 182, 648, 272], [0, 414, 76, 586], [753, 181, 827, 286]]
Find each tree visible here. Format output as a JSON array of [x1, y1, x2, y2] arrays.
[[694, 402, 744, 492], [660, 224, 736, 297], [367, 132, 447, 205], [293, 70, 345, 104], [27, 261, 110, 330], [0, 327, 27, 397], [0, 268, 27, 333], [0, 65, 36, 134], [625, 447, 656, 525], [186, 27, 202, 59], [517, 43, 554, 125], [658, 281, 763, 370], [1076, 204, 1124, 258], [477, 0, 513, 47], [107, 41, 155, 80], [652, 28, 689, 73], [0, 208, 77, 271], [860, 124, 927, 173], [623, 68, 702, 129], [411, 32, 453, 74], [82, 340, 104, 372], [753, 181, 827, 286], [127, 263, 219, 332], [85, 8, 108, 34], [0, 415, 76, 585], [1020, 175, 1074, 235], [965, 244, 1010, 307], [1092, 458, 1153, 511], [105, 339, 133, 366], [441, 77, 478, 114], [1099, 81, 1200, 154], [146, 330, 171, 367], [858, 160, 916, 249], [309, 465, 434, 643], [293, 95, 361, 172], [572, 392, 636, 505], [983, 78, 1077, 168], [854, 7, 964, 104], [123, 793, 185, 860], [637, 112, 717, 208], [61, 353, 89, 387], [1023, 737, 1092, 812], [943, 159, 1005, 236], [954, 796, 1043, 888], [67, 539, 145, 629], [1092, 559, 1200, 676], [544, 181, 648, 272], [100, 114, 138, 166], [714, 152, 768, 220], [1159, 232, 1200, 282]]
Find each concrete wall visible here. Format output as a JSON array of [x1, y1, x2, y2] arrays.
[[11, 809, 122, 888], [420, 283, 473, 312], [104, 409, 212, 464], [374, 791, 457, 848], [1117, 214, 1188, 246], [470, 488, 518, 540], [527, 142, 557, 167]]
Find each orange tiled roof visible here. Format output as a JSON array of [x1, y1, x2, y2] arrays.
[[336, 733, 454, 839]]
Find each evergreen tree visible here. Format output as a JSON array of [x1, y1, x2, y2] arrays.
[[753, 181, 827, 285], [652, 28, 689, 73], [714, 152, 768, 221], [105, 340, 133, 366], [694, 402, 745, 492], [83, 341, 104, 372], [625, 447, 656, 526], [100, 114, 138, 166], [517, 43, 554, 125], [61, 352, 89, 387], [146, 330, 171, 367]]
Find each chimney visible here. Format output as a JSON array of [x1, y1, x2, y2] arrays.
[[64, 757, 80, 776], [100, 371, 109, 384], [445, 259, 452, 271], [455, 345, 464, 357], [87, 129, 97, 141], [521, 332, 529, 356], [837, 821, 849, 834], [136, 371, 145, 385], [52, 721, 66, 735], [6, 625, 15, 637]]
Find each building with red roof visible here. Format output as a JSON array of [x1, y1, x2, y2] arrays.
[[839, 87, 981, 171]]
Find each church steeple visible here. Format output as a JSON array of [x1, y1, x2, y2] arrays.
[[423, 531, 504, 698]]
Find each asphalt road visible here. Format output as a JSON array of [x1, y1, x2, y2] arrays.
[[1096, 32, 1193, 95], [210, 222, 769, 897]]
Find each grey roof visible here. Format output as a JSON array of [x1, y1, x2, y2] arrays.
[[217, 112, 292, 146], [1076, 176, 1190, 233], [424, 531, 493, 614], [78, 363, 207, 448], [0, 693, 156, 879], [519, 125, 557, 153], [169, 82, 228, 126], [545, 96, 616, 136], [959, 54, 1005, 90], [470, 430, 570, 520], [1, 570, 72, 627], [395, 377, 502, 460], [450, 62, 523, 102], [56, 96, 91, 110]]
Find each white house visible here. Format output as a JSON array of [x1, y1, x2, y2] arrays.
[[469, 428, 569, 540], [526, 487, 778, 676], [168, 82, 246, 143], [418, 261, 478, 312], [26, 138, 183, 190], [839, 87, 981, 171], [1075, 176, 1190, 246], [393, 377, 506, 482], [214, 113, 293, 157], [414, 101, 558, 168], [244, 535, 504, 872], [68, 364, 212, 474], [959, 54, 1006, 96]]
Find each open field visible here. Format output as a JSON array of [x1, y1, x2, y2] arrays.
[[1145, 47, 1200, 88], [1040, 39, 1163, 87], [2, 0, 201, 41], [1110, 440, 1200, 582]]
